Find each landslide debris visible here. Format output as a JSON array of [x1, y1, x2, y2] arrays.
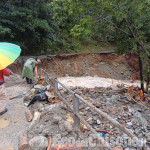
[[24, 83, 150, 150]]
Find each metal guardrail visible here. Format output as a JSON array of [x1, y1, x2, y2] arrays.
[[39, 68, 146, 150], [40, 68, 112, 149]]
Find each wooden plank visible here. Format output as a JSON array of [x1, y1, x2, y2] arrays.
[[18, 132, 29, 150]]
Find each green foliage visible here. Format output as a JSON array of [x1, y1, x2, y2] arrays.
[[70, 16, 94, 41], [101, 0, 150, 54], [0, 0, 149, 57], [0, 0, 59, 55]]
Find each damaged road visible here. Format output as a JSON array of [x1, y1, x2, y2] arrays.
[[0, 83, 29, 150], [22, 74, 150, 150], [0, 72, 150, 150]]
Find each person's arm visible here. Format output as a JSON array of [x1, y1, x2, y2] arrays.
[[3, 68, 11, 77], [34, 66, 38, 77]]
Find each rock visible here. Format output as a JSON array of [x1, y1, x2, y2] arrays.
[[42, 129, 49, 136], [92, 112, 97, 116], [85, 107, 90, 111], [122, 134, 129, 140], [146, 136, 150, 142], [112, 114, 118, 119], [64, 121, 73, 132], [29, 136, 48, 150], [104, 109, 110, 113], [106, 95, 120, 105], [126, 122, 133, 126], [135, 97, 140, 101], [34, 85, 42, 89], [133, 111, 147, 126], [145, 132, 150, 138], [110, 125, 113, 129], [36, 103, 44, 112], [93, 116, 97, 121], [65, 74, 69, 77], [112, 95, 120, 101], [94, 86, 99, 90], [138, 133, 143, 138], [77, 86, 82, 89], [96, 120, 101, 125], [74, 90, 82, 95], [59, 122, 66, 132], [25, 108, 33, 122], [111, 85, 119, 90], [24, 89, 36, 98], [113, 146, 123, 150], [79, 105, 86, 110], [91, 93, 99, 99], [124, 148, 130, 150], [24, 95, 32, 101], [62, 87, 68, 93], [100, 62, 105, 65], [147, 126, 150, 130], [70, 86, 76, 91], [61, 131, 69, 136], [53, 116, 62, 124], [135, 128, 141, 135]]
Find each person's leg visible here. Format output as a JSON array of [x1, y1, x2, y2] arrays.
[[29, 79, 33, 84], [0, 85, 7, 115], [26, 77, 30, 84]]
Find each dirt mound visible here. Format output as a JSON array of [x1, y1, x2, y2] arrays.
[[27, 103, 85, 148]]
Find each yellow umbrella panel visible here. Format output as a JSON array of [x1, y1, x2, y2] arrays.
[[0, 42, 21, 70]]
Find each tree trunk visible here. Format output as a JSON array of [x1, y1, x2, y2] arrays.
[[146, 74, 150, 92], [137, 44, 144, 92]]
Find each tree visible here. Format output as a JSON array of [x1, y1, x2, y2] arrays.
[[101, 0, 150, 91], [0, 0, 58, 55], [64, 0, 150, 90]]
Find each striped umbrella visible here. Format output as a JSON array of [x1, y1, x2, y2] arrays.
[[0, 42, 21, 70]]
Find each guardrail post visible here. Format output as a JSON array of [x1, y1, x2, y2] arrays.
[[44, 72, 48, 85], [39, 68, 42, 77], [54, 78, 58, 96], [73, 95, 80, 131]]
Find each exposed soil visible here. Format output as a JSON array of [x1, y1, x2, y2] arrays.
[[8, 53, 139, 80]]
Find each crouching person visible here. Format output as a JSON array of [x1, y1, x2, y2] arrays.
[[0, 68, 10, 115], [22, 58, 41, 84]]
